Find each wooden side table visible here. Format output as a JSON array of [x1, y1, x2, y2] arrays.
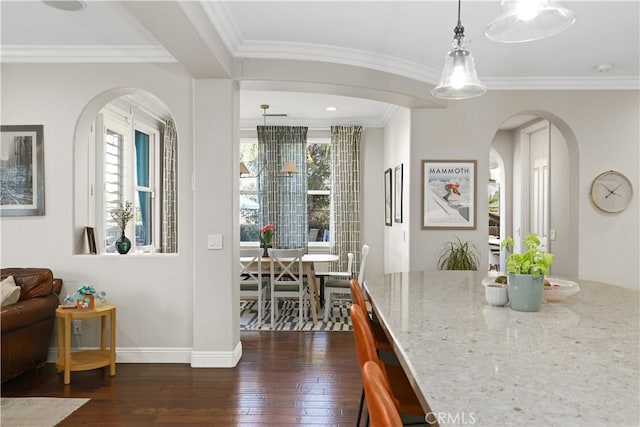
[[55, 303, 116, 384]]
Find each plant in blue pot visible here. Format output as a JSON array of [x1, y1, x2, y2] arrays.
[[501, 233, 555, 312], [110, 201, 134, 254]]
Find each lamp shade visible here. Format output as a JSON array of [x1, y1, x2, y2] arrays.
[[484, 0, 576, 43], [280, 161, 299, 175], [431, 47, 487, 100], [239, 161, 250, 175]]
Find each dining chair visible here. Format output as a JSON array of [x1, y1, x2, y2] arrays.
[[239, 248, 266, 328], [323, 245, 368, 321], [350, 304, 427, 425], [350, 278, 392, 352], [362, 361, 403, 427], [268, 248, 306, 329]]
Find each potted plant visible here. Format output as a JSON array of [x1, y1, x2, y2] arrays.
[[259, 224, 275, 250], [437, 237, 479, 271], [501, 233, 555, 312]]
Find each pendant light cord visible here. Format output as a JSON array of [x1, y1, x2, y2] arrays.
[[453, 0, 465, 45]]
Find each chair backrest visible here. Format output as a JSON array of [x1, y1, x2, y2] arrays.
[[357, 244, 370, 284], [350, 279, 367, 309], [350, 304, 382, 371], [362, 361, 403, 427], [239, 247, 263, 286], [268, 248, 304, 285], [346, 252, 354, 276]]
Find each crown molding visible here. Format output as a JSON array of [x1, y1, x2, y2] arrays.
[[237, 40, 442, 85], [2, 44, 637, 90], [484, 76, 640, 90], [0, 45, 175, 63], [200, 1, 243, 55]]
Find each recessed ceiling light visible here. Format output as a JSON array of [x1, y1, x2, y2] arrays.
[[43, 1, 86, 12], [326, 106, 337, 112]]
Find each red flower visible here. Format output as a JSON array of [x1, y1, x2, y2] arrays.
[[259, 224, 275, 246]]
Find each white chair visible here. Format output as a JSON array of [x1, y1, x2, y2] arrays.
[[239, 248, 266, 327], [324, 245, 369, 322], [268, 248, 306, 329]]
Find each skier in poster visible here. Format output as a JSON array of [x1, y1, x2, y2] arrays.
[[443, 182, 460, 202]]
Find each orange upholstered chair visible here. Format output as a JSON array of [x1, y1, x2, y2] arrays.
[[362, 361, 403, 427], [350, 304, 426, 424], [350, 279, 393, 351]]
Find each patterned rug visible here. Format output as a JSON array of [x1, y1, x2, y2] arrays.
[[240, 298, 352, 331], [1, 397, 89, 427]]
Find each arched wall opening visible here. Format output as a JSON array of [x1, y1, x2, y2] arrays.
[[490, 110, 579, 277], [72, 88, 177, 255]]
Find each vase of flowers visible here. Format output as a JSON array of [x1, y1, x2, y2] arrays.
[[259, 224, 275, 250], [111, 201, 134, 254]]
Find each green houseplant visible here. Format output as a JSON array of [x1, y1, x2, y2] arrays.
[[437, 237, 479, 271], [501, 233, 555, 312]]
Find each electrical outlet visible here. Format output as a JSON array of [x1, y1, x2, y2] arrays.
[[72, 320, 82, 335]]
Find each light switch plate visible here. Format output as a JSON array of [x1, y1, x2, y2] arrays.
[[207, 234, 223, 250]]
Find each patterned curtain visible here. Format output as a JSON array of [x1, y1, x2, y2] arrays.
[[330, 126, 362, 273], [161, 119, 178, 253], [257, 126, 308, 250]]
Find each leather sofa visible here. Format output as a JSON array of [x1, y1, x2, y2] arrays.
[[1, 268, 62, 383]]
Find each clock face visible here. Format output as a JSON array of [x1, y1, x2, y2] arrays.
[[590, 171, 633, 213]]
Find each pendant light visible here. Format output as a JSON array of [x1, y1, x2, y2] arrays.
[[485, 0, 576, 43], [431, 0, 486, 100]]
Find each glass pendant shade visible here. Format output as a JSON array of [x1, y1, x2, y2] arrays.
[[485, 0, 576, 43], [431, 46, 487, 100]]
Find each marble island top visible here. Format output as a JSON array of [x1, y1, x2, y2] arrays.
[[364, 271, 639, 427]]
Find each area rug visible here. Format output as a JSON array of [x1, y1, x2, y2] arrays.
[[240, 298, 352, 331], [0, 397, 89, 427]]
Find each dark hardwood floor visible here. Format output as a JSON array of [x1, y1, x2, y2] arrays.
[[1, 332, 362, 426]]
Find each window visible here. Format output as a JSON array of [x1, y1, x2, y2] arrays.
[[97, 105, 162, 253], [240, 137, 331, 244]]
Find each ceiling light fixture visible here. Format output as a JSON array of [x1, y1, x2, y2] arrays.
[[43, 1, 86, 11], [484, 0, 576, 43], [431, 0, 486, 100], [242, 105, 298, 177], [326, 106, 337, 112]]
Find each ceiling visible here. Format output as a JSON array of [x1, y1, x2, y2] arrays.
[[2, 1, 639, 128]]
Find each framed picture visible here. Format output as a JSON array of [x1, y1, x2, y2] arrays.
[[394, 164, 403, 223], [86, 226, 97, 254], [384, 168, 392, 226], [0, 125, 45, 216], [422, 160, 476, 229]]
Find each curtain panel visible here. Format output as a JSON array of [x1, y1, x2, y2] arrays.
[[257, 126, 308, 250], [161, 119, 178, 253], [330, 125, 362, 273]]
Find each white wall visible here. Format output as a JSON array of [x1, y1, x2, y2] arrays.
[[383, 107, 411, 273], [404, 90, 639, 290], [0, 63, 245, 364], [361, 127, 384, 279]]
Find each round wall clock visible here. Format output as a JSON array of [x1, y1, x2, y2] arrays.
[[589, 170, 633, 213]]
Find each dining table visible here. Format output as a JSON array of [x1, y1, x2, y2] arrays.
[[240, 253, 339, 325], [363, 270, 639, 427]]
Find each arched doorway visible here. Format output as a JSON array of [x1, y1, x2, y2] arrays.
[[490, 111, 579, 277]]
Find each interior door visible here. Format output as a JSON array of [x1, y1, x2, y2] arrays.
[[528, 122, 550, 251]]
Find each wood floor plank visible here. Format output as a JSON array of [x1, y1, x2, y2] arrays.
[[1, 331, 361, 426]]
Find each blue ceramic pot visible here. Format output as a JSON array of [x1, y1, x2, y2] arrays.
[[115, 232, 131, 255], [507, 273, 544, 312]]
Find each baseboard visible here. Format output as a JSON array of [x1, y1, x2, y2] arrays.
[[47, 342, 243, 366], [190, 341, 242, 368]]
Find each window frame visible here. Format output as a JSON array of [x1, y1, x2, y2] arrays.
[[93, 105, 162, 254], [239, 136, 332, 248]]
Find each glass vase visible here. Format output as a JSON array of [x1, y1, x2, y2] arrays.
[[115, 232, 131, 255]]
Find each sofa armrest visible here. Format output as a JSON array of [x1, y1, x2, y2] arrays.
[[0, 293, 60, 334]]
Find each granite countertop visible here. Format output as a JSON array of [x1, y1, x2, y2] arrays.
[[364, 271, 640, 427]]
